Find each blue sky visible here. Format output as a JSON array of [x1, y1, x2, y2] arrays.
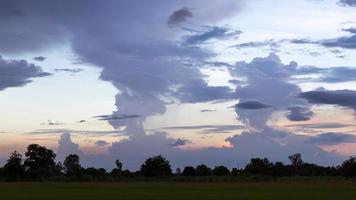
[[1, 0, 356, 170]]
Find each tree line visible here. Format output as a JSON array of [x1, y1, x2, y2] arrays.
[[1, 144, 356, 181]]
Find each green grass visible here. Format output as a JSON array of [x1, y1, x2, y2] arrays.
[[0, 181, 356, 200]]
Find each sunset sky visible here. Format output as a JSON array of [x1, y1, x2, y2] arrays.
[[1, 0, 356, 170]]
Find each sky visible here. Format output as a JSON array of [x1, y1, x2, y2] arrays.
[[1, 0, 356, 170]]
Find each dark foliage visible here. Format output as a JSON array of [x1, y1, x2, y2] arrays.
[[196, 164, 212, 176], [24, 144, 56, 179], [212, 165, 230, 176], [182, 166, 196, 176], [64, 154, 82, 177], [1, 145, 356, 181], [140, 155, 172, 177]]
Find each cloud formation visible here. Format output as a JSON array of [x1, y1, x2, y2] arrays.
[[167, 7, 193, 26], [0, 55, 50, 91], [299, 89, 356, 110], [307, 132, 356, 145], [235, 100, 273, 110]]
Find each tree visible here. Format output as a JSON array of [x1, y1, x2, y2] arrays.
[[341, 157, 356, 178], [289, 153, 303, 176], [115, 159, 123, 171], [212, 165, 230, 176], [24, 144, 56, 179], [231, 168, 241, 176], [64, 154, 82, 177], [111, 159, 123, 176], [244, 158, 273, 175], [4, 151, 24, 180], [182, 166, 196, 176], [195, 164, 211, 176], [271, 162, 289, 176], [140, 155, 172, 177]]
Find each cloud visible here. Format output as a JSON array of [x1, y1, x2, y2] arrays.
[[56, 132, 82, 161], [169, 138, 191, 147], [184, 26, 241, 45], [233, 39, 280, 49], [296, 66, 356, 83], [285, 106, 314, 121], [40, 120, 63, 126], [167, 7, 193, 26], [307, 132, 356, 145], [228, 53, 304, 129], [235, 100, 273, 110], [95, 140, 109, 147], [53, 131, 344, 170], [299, 89, 356, 110], [160, 124, 245, 134], [338, 0, 356, 7], [33, 56, 46, 61], [93, 114, 141, 121], [0, 55, 50, 91], [54, 68, 83, 73], [284, 122, 352, 129], [342, 27, 356, 34], [200, 109, 216, 112]]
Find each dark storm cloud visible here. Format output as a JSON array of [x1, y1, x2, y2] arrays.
[[299, 89, 356, 110], [307, 132, 356, 145], [167, 7, 193, 26], [33, 56, 46, 61], [235, 100, 273, 110], [0, 55, 50, 91]]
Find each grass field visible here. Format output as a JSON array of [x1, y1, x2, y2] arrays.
[[0, 181, 356, 200]]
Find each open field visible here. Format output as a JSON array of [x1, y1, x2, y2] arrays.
[[0, 181, 356, 200]]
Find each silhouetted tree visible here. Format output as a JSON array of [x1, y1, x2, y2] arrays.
[[196, 164, 211, 176], [175, 168, 181, 175], [24, 144, 56, 179], [341, 157, 356, 178], [54, 162, 64, 176], [111, 159, 124, 176], [271, 162, 290, 176], [140, 155, 172, 177], [115, 159, 123, 171], [64, 154, 82, 177], [4, 151, 24, 180], [83, 167, 107, 177], [212, 165, 230, 176], [231, 168, 242, 176], [289, 153, 303, 176], [182, 166, 196, 176], [244, 158, 273, 175]]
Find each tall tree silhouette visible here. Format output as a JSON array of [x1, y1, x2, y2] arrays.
[[64, 154, 82, 177], [4, 151, 24, 180], [24, 144, 56, 179]]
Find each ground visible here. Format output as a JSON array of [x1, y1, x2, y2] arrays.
[[0, 181, 355, 200]]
